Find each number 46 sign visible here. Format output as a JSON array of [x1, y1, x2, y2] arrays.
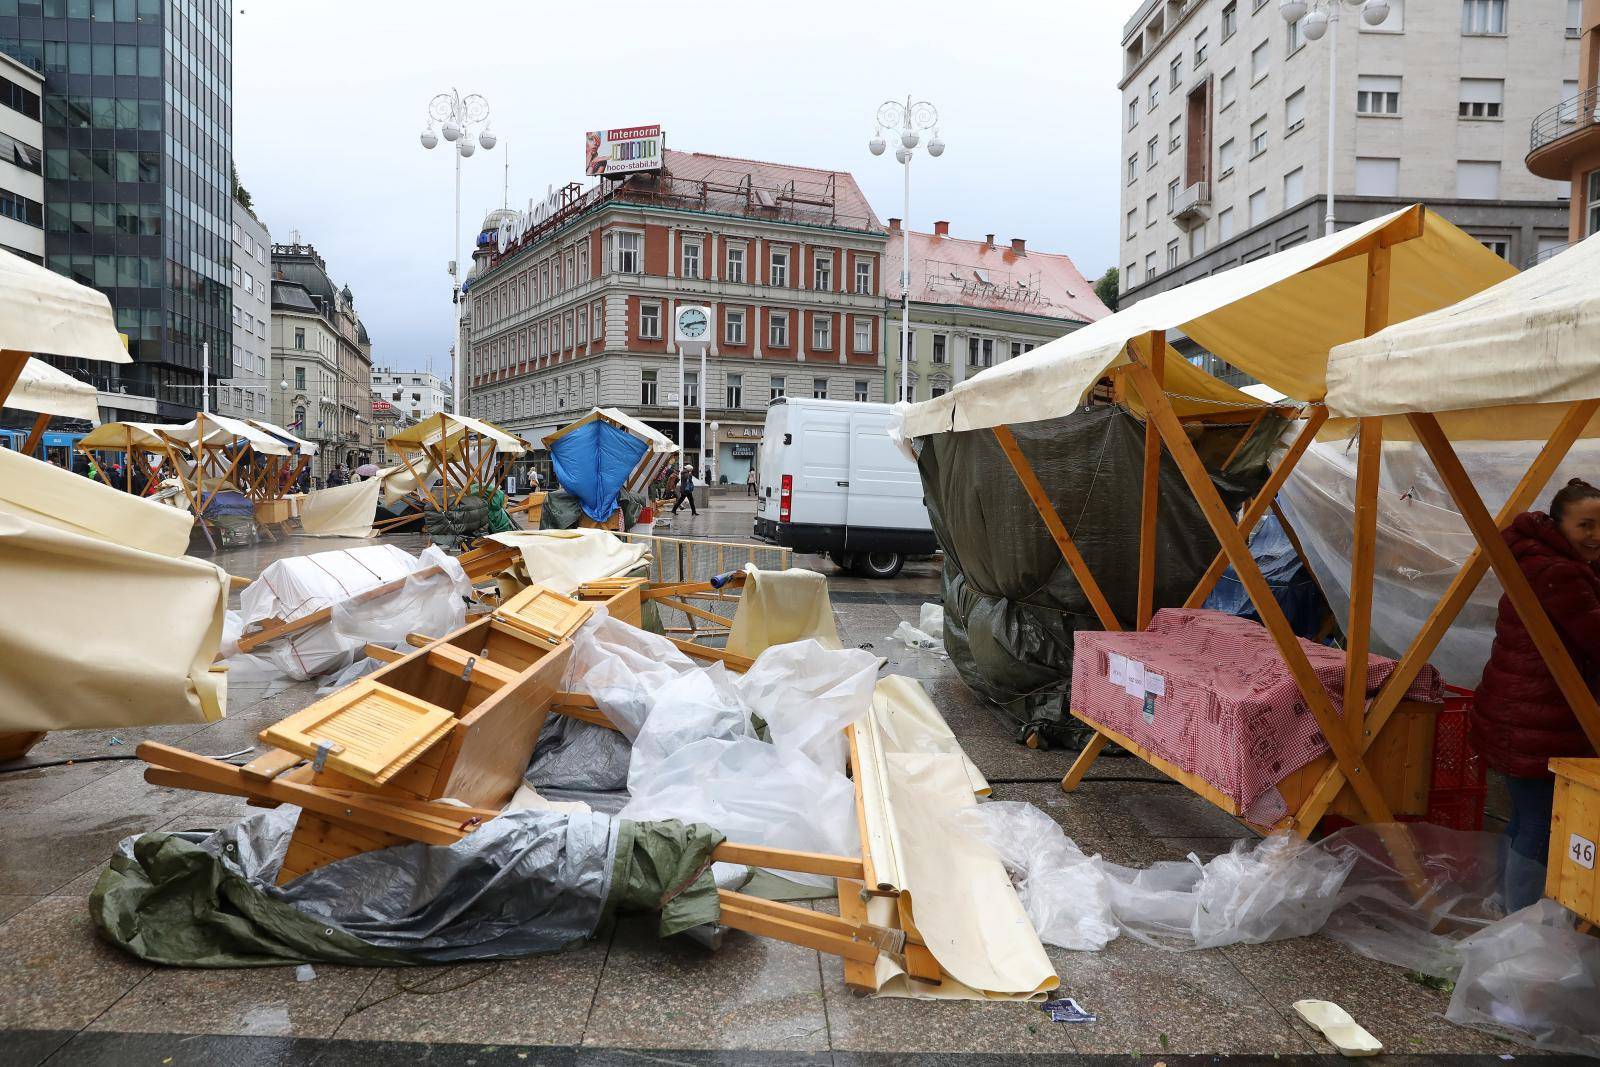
[[1571, 832, 1597, 871]]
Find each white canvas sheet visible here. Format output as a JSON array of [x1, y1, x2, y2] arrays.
[[298, 479, 380, 539], [486, 529, 648, 595], [0, 246, 131, 365], [245, 417, 318, 456], [163, 412, 290, 457], [1326, 231, 1600, 418], [900, 207, 1511, 438], [8, 357, 100, 423], [239, 543, 417, 627], [726, 566, 840, 657]]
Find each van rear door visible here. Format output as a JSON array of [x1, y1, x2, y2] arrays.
[[793, 402, 849, 528]]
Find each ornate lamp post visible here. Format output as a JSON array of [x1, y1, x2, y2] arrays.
[[869, 97, 945, 404], [420, 90, 497, 416]]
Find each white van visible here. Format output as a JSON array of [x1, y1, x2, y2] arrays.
[[751, 398, 936, 579]]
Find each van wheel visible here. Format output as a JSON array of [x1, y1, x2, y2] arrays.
[[828, 551, 855, 572], [853, 551, 904, 580]]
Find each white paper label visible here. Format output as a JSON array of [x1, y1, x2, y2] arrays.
[[1571, 832, 1596, 871], [1108, 653, 1127, 687], [1124, 660, 1146, 699], [1145, 672, 1165, 697]]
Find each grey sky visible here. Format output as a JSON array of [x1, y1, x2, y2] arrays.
[[234, 0, 1125, 374]]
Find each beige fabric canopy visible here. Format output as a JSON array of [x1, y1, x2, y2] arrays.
[[1326, 231, 1600, 419], [387, 412, 525, 456], [7, 357, 100, 423], [247, 417, 320, 456], [0, 247, 131, 366], [161, 412, 291, 457], [79, 420, 184, 454], [901, 206, 1513, 438]]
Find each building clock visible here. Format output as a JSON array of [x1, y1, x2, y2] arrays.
[[674, 304, 714, 347]]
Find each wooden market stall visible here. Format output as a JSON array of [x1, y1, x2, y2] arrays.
[[899, 205, 1535, 859], [76, 421, 178, 495], [381, 412, 526, 528], [246, 417, 319, 524], [154, 411, 293, 550]]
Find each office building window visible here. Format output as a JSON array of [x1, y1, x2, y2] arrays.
[[294, 328, 305, 350], [1220, 137, 1238, 175], [1169, 115, 1183, 152], [769, 310, 789, 347], [1147, 136, 1159, 169], [726, 244, 746, 282], [1283, 166, 1305, 205], [813, 378, 828, 400], [681, 239, 701, 278], [855, 380, 870, 402], [1459, 79, 1504, 119], [1128, 153, 1139, 183], [640, 369, 657, 406], [1148, 76, 1160, 111], [1125, 261, 1138, 287], [852, 259, 873, 294], [1285, 87, 1305, 132], [639, 301, 662, 339], [1477, 237, 1511, 260], [616, 231, 642, 273], [726, 373, 743, 408], [1356, 156, 1400, 195], [1194, 28, 1209, 65], [1170, 55, 1183, 90], [853, 318, 871, 353], [1286, 15, 1304, 53], [932, 334, 947, 364], [1356, 75, 1401, 115], [1456, 160, 1501, 199], [1145, 251, 1157, 276], [1250, 116, 1268, 157], [1251, 39, 1270, 82], [770, 375, 786, 400], [1221, 68, 1237, 109], [1146, 193, 1158, 226], [770, 248, 790, 287], [578, 308, 588, 345], [1128, 97, 1139, 130], [1168, 177, 1181, 212], [1589, 171, 1600, 236], [1219, 207, 1235, 241], [1127, 208, 1138, 238], [814, 254, 833, 290], [1248, 187, 1268, 226], [683, 371, 698, 407], [1191, 225, 1208, 256], [1461, 0, 1505, 34], [812, 315, 832, 350], [294, 366, 306, 389], [726, 308, 746, 345]]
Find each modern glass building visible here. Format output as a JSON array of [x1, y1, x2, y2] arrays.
[[0, 0, 232, 421]]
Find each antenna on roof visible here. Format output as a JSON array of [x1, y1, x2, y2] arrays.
[[503, 143, 510, 210]]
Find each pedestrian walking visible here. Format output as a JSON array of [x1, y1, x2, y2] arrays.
[[672, 465, 698, 516], [1471, 477, 1600, 911], [746, 467, 757, 496]]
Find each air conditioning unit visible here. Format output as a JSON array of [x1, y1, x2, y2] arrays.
[[1171, 181, 1212, 228]]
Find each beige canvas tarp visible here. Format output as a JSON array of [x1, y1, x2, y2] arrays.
[[161, 412, 291, 457], [298, 479, 380, 538], [485, 529, 648, 595], [7, 357, 100, 423], [0, 449, 227, 730], [726, 567, 840, 657], [79, 421, 180, 455], [0, 246, 131, 366], [387, 412, 525, 456], [246, 417, 319, 456], [900, 206, 1513, 438], [1326, 231, 1600, 420]]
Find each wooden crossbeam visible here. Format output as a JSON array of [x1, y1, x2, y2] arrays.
[[1137, 332, 1166, 629], [992, 425, 1123, 631], [711, 842, 865, 881], [716, 890, 888, 966], [668, 637, 753, 672]]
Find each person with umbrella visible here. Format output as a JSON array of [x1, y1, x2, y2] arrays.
[[353, 462, 380, 481]]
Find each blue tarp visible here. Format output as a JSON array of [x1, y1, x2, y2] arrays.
[[549, 419, 649, 523], [1203, 510, 1326, 639]]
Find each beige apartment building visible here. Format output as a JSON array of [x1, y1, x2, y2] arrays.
[[1119, 0, 1577, 364]]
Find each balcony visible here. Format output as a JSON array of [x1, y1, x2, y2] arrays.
[[1170, 182, 1211, 229], [1527, 85, 1600, 181]]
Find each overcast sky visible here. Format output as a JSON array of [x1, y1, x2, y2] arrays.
[[234, 0, 1127, 374]]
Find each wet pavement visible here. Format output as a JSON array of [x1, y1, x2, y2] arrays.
[[0, 497, 1528, 1064]]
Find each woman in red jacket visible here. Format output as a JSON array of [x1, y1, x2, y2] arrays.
[[1473, 478, 1600, 911]]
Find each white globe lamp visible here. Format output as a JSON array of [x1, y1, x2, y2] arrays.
[[457, 139, 476, 158], [442, 121, 462, 142], [478, 129, 497, 150], [1278, 0, 1308, 20], [1303, 7, 1329, 39], [420, 128, 438, 149], [868, 134, 886, 156], [927, 134, 945, 157], [1361, 0, 1389, 25]]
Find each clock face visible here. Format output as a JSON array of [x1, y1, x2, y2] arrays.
[[679, 308, 708, 338]]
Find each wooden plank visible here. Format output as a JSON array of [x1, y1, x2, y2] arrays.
[[1127, 362, 1403, 833], [846, 724, 880, 893], [1408, 412, 1600, 752], [717, 892, 883, 964], [425, 643, 521, 689], [835, 878, 878, 990], [668, 637, 753, 672], [1137, 331, 1166, 629], [1292, 398, 1600, 834], [653, 595, 736, 629], [711, 842, 865, 881], [1059, 730, 1110, 793], [1070, 710, 1243, 815], [364, 643, 405, 664], [1183, 407, 1330, 609], [240, 748, 302, 783], [992, 425, 1123, 631], [1311, 203, 1425, 270], [1343, 416, 1385, 747], [235, 566, 450, 653]]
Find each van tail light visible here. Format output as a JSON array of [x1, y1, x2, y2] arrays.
[[780, 474, 792, 522]]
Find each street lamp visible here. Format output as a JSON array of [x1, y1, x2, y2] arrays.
[[1280, 0, 1391, 235], [869, 97, 944, 404], [420, 89, 496, 418]]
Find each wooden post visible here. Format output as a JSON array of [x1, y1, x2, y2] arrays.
[[1408, 411, 1600, 751], [1183, 406, 1329, 608], [992, 425, 1122, 631], [1343, 416, 1384, 745], [1219, 408, 1268, 471], [1137, 332, 1166, 629], [20, 412, 49, 457], [0, 350, 27, 405]]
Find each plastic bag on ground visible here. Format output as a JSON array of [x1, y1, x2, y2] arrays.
[[892, 621, 945, 655], [1446, 898, 1600, 1057], [917, 603, 944, 639]]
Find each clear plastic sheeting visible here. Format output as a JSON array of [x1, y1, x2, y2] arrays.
[[560, 610, 698, 740], [736, 640, 880, 770], [1445, 898, 1600, 1057], [1276, 434, 1600, 686], [953, 802, 1353, 952]]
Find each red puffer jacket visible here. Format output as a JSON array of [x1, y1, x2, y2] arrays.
[[1472, 511, 1600, 778]]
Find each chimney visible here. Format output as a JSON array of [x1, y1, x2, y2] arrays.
[[887, 217, 901, 234], [985, 233, 996, 249], [934, 220, 950, 237], [1011, 238, 1027, 255]]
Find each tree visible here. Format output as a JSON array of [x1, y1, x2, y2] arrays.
[[231, 162, 253, 212], [1094, 267, 1119, 312]]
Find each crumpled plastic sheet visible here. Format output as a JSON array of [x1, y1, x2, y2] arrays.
[[1445, 898, 1600, 1057], [157, 803, 620, 962], [222, 546, 473, 683], [536, 609, 872, 885], [953, 802, 1351, 952], [891, 621, 946, 656]]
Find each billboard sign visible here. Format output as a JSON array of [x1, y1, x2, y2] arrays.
[[585, 125, 663, 176]]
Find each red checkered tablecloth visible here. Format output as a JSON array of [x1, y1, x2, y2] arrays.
[[1071, 608, 1441, 815]]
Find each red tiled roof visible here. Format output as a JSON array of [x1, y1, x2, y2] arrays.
[[623, 150, 885, 235], [884, 229, 1110, 324]]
